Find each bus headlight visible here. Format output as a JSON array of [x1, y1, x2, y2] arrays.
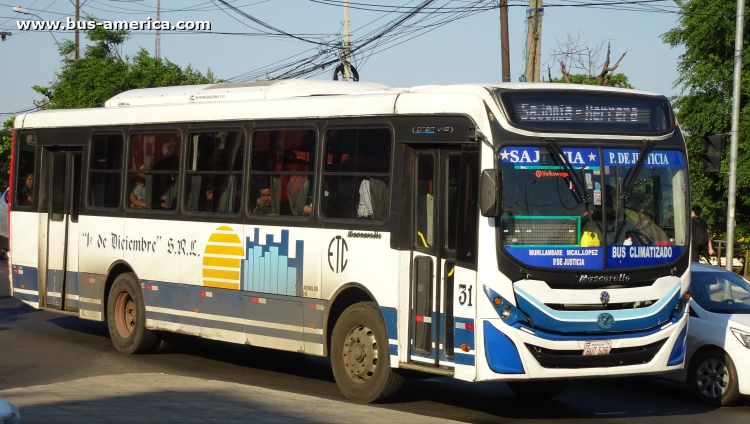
[[500, 305, 512, 320], [731, 328, 750, 348], [673, 300, 683, 315]]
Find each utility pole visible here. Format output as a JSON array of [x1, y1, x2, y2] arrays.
[[342, 0, 352, 81], [155, 0, 161, 58], [725, 0, 745, 271], [74, 0, 80, 59], [499, 0, 510, 82], [524, 0, 543, 82]]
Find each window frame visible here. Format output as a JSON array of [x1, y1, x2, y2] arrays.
[[86, 131, 126, 210], [125, 129, 183, 214], [246, 126, 318, 220], [183, 127, 247, 217], [14, 131, 37, 209], [319, 125, 394, 224]]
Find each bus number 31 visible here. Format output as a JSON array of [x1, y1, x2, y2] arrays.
[[458, 284, 473, 307]]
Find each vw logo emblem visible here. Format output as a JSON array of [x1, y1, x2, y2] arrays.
[[600, 291, 610, 307], [597, 313, 615, 329]]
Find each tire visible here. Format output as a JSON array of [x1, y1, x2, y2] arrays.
[[330, 301, 404, 403], [507, 380, 569, 399], [689, 349, 741, 406], [106, 272, 157, 354]]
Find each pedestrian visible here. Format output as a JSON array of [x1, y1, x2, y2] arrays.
[[691, 205, 714, 263], [0, 397, 20, 424]]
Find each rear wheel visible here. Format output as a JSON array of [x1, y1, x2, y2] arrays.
[[106, 272, 157, 354], [689, 349, 740, 406], [331, 301, 403, 403], [507, 380, 569, 399]]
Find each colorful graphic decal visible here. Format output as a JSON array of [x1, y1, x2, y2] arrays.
[[243, 228, 304, 296], [202, 226, 245, 290]]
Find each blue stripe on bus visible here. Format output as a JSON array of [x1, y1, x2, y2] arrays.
[[454, 352, 475, 366], [454, 317, 475, 351], [381, 306, 397, 340], [514, 284, 680, 333], [512, 317, 681, 341], [13, 290, 39, 303], [142, 280, 326, 345], [12, 265, 39, 291], [389, 344, 398, 356]]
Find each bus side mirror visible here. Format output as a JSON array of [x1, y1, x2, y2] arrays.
[[480, 169, 501, 217]]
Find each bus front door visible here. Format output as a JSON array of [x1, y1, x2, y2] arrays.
[[410, 148, 462, 367], [43, 149, 82, 311]]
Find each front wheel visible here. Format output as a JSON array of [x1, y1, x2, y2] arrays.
[[507, 380, 569, 399], [689, 349, 740, 406], [106, 272, 157, 354], [330, 301, 403, 403]]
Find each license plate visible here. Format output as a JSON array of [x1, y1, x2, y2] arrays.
[[583, 340, 612, 356]]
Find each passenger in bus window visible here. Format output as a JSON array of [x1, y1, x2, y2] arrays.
[[199, 181, 214, 212], [130, 165, 147, 208], [253, 184, 274, 215], [20, 173, 33, 206]]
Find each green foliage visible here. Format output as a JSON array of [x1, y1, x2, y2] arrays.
[[551, 73, 634, 88], [662, 0, 750, 239], [34, 21, 216, 109], [0, 117, 14, 189]]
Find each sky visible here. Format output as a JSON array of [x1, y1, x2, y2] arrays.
[[0, 0, 688, 117]]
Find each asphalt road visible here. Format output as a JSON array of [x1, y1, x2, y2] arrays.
[[1, 259, 748, 423]]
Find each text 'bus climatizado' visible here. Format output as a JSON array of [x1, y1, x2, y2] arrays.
[[8, 80, 691, 402]]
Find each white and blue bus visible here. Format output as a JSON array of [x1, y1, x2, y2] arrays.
[[9, 80, 691, 402]]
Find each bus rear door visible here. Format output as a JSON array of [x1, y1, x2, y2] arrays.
[[42, 148, 82, 311]]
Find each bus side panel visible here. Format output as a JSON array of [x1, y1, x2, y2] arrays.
[[320, 228, 400, 365], [10, 211, 41, 308], [78, 215, 125, 320]]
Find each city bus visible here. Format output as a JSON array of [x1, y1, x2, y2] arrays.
[[8, 80, 691, 402]]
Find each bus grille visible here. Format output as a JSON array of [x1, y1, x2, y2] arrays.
[[524, 339, 667, 369]]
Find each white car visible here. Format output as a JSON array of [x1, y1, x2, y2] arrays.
[[675, 264, 750, 405]]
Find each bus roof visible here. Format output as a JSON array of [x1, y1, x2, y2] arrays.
[[14, 80, 666, 130]]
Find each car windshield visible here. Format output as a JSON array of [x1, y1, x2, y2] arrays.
[[499, 145, 689, 271], [691, 270, 750, 314]]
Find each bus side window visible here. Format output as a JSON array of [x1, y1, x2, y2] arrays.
[[185, 131, 245, 214], [128, 133, 181, 211], [455, 150, 479, 266], [89, 134, 123, 208], [322, 128, 391, 220], [15, 133, 37, 207], [249, 129, 315, 217]]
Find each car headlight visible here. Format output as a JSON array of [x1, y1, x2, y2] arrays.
[[731, 328, 750, 348]]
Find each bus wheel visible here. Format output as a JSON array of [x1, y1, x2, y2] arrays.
[[689, 349, 740, 406], [331, 301, 403, 403], [507, 380, 569, 399], [106, 272, 157, 354]]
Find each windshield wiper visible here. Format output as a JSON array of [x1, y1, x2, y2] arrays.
[[621, 140, 655, 203], [545, 138, 590, 205], [613, 140, 655, 240]]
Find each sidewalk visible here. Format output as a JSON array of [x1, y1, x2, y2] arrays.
[[0, 373, 465, 424]]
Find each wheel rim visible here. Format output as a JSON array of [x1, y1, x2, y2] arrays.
[[696, 358, 730, 399], [114, 291, 136, 339], [341, 324, 379, 384]]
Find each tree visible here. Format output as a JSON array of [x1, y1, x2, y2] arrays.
[[34, 20, 216, 109], [547, 32, 631, 87], [662, 0, 750, 239]]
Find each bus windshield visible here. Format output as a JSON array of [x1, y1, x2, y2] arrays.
[[499, 146, 688, 271]]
